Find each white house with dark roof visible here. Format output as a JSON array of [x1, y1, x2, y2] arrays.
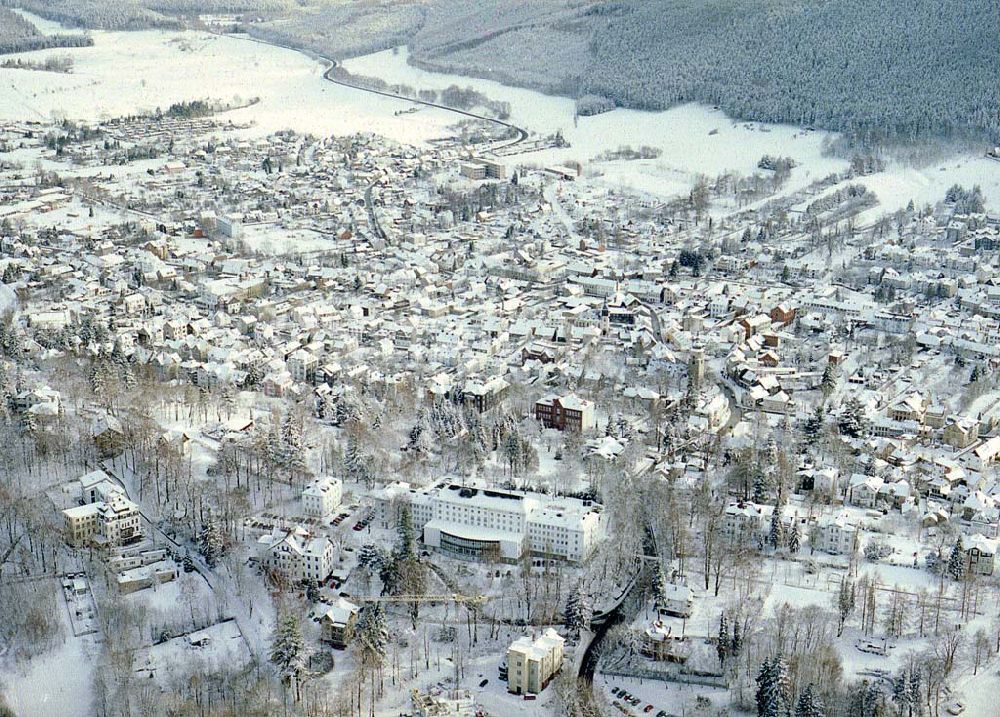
[[964, 534, 998, 576], [256, 526, 334, 583], [302, 476, 342, 518], [814, 514, 858, 555]]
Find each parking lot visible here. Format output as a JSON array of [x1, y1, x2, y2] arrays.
[[600, 674, 728, 717]]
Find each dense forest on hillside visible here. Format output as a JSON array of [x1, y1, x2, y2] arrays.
[[5, 0, 1000, 145], [0, 0, 178, 30], [282, 0, 1000, 145], [143, 0, 291, 13], [406, 0, 593, 93], [247, 1, 425, 60], [583, 0, 1000, 145], [0, 7, 95, 54]]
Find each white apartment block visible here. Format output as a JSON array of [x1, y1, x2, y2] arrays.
[[287, 348, 318, 384], [63, 503, 101, 547], [371, 481, 435, 531], [814, 514, 858, 555], [302, 476, 343, 517], [63, 492, 142, 548], [62, 472, 142, 548], [99, 493, 144, 547], [256, 526, 334, 583], [722, 502, 772, 544], [371, 481, 604, 563], [507, 628, 565, 695]]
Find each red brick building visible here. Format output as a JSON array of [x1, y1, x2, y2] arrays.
[[534, 394, 595, 432]]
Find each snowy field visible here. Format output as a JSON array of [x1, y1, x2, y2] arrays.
[[138, 619, 251, 690], [4, 13, 997, 214], [0, 579, 99, 717], [239, 223, 341, 256], [344, 48, 1000, 212], [344, 48, 848, 200], [0, 14, 457, 143], [857, 157, 1000, 219]]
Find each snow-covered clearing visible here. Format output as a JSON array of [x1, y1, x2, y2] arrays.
[[344, 48, 848, 199], [5, 13, 995, 217], [0, 283, 16, 316], [138, 618, 251, 690], [857, 156, 1000, 220], [344, 47, 1000, 213], [0, 578, 98, 717], [239, 223, 339, 256], [0, 15, 456, 143], [129, 568, 214, 619]]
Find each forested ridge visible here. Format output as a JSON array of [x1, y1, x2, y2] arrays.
[[0, 7, 94, 54], [0, 0, 179, 30], [4, 0, 1000, 144], [246, 1, 426, 62], [303, 0, 1000, 145], [583, 0, 1000, 145]]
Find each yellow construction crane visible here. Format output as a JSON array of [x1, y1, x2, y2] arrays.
[[352, 593, 495, 607]]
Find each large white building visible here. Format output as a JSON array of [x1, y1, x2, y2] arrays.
[[302, 476, 343, 517], [722, 502, 772, 544], [507, 629, 565, 695], [62, 472, 142, 548], [371, 481, 604, 563], [256, 526, 334, 583], [814, 514, 858, 555], [287, 348, 318, 384]]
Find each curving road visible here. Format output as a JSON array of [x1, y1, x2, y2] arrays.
[[219, 31, 529, 151], [221, 32, 531, 247], [321, 58, 529, 150], [578, 529, 655, 715]]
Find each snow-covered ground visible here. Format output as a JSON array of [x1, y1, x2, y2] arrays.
[[344, 48, 1000, 213], [0, 579, 99, 717], [239, 223, 340, 255], [0, 15, 457, 143], [6, 13, 996, 216], [344, 48, 848, 199], [857, 156, 1000, 218], [138, 618, 251, 689]]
